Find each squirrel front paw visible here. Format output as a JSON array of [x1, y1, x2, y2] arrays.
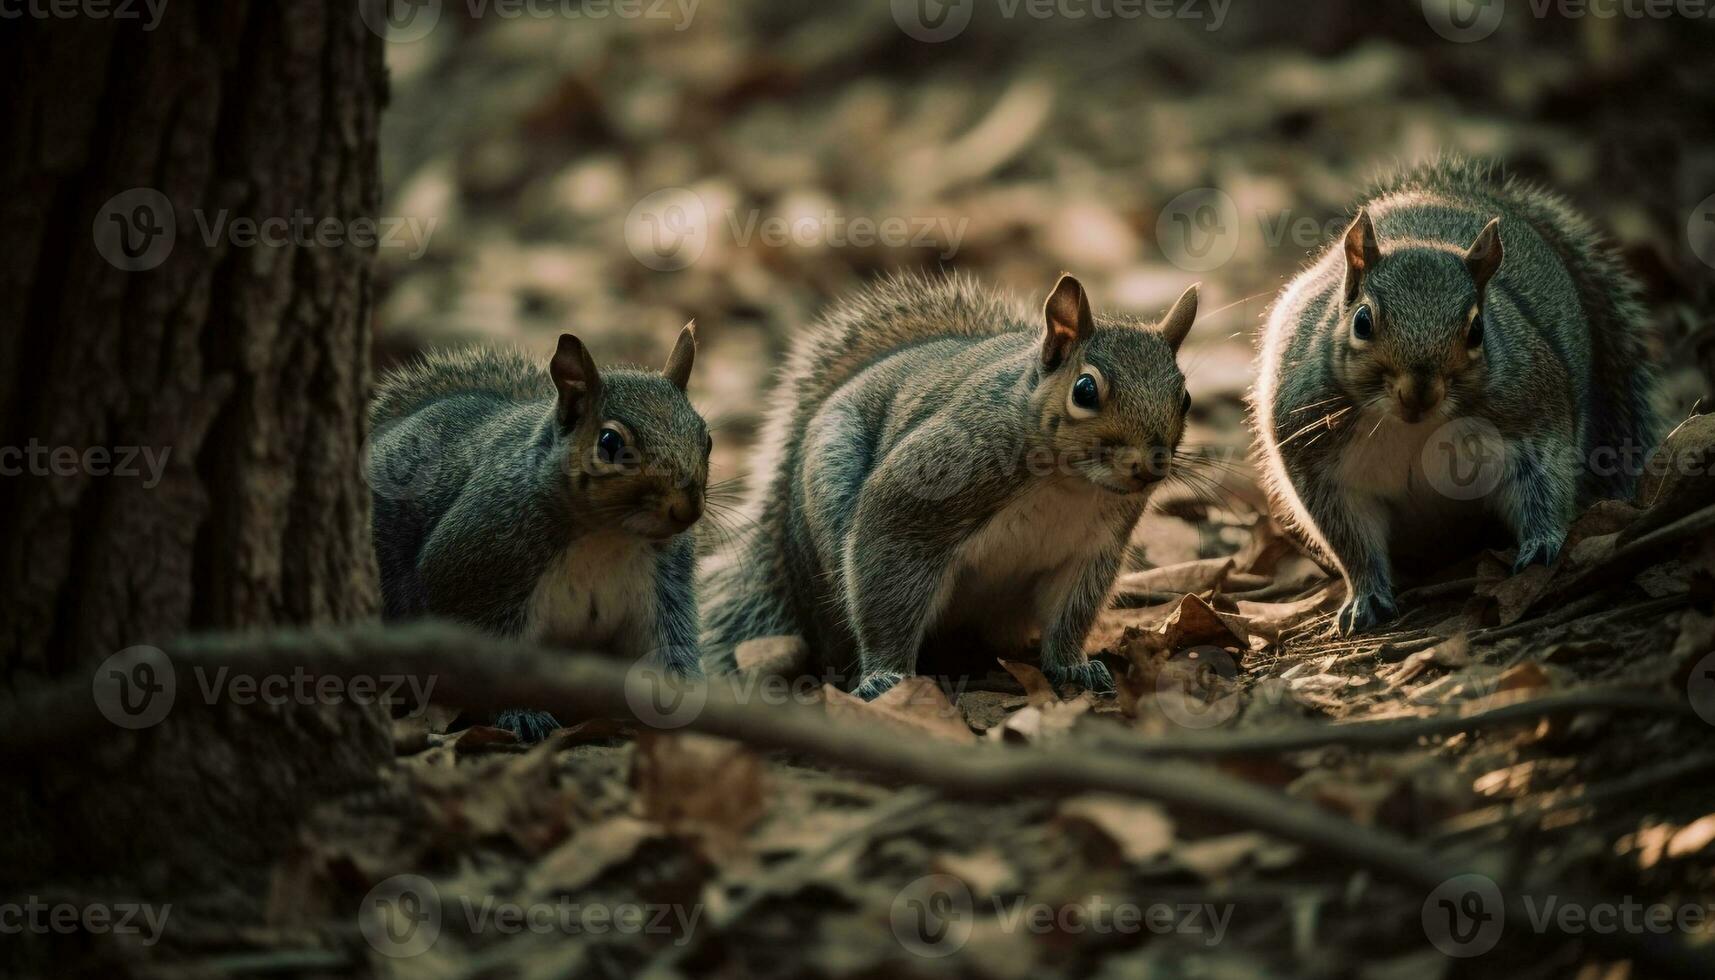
[[1043, 659, 1115, 694], [852, 671, 906, 701], [1335, 592, 1399, 636], [1512, 536, 1563, 574], [494, 708, 562, 745]]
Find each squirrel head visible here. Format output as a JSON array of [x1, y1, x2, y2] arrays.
[[1035, 274, 1196, 495], [1333, 209, 1502, 424], [549, 323, 710, 540]]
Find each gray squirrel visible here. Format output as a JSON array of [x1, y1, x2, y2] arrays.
[[700, 272, 1198, 698], [1252, 158, 1660, 635], [369, 324, 709, 741]]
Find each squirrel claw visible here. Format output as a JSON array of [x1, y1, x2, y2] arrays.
[[495, 709, 562, 745], [1044, 660, 1115, 694], [1335, 593, 1399, 637], [1512, 538, 1562, 575], [852, 671, 906, 701]]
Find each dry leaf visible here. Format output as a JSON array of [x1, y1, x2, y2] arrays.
[[1496, 662, 1552, 694], [999, 659, 1059, 708], [1161, 593, 1251, 649], [1175, 832, 1299, 880], [1237, 582, 1344, 642], [632, 732, 768, 859], [1057, 795, 1175, 862], [1667, 815, 1715, 858], [528, 815, 658, 896], [1112, 558, 1235, 598], [734, 634, 810, 676], [823, 678, 978, 744], [933, 848, 1017, 898]]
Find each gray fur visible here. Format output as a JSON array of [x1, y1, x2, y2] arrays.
[[1252, 157, 1661, 635], [700, 272, 1194, 697], [370, 339, 709, 735]]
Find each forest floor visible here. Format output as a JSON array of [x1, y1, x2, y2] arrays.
[[41, 4, 1715, 978]]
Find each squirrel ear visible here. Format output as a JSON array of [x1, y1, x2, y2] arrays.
[[1041, 273, 1093, 371], [1342, 208, 1381, 302], [550, 333, 602, 428], [1159, 283, 1199, 353], [662, 321, 696, 391], [1464, 217, 1504, 295]]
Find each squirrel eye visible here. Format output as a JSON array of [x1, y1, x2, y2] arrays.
[[705, 433, 714, 457], [1467, 311, 1485, 349], [1072, 373, 1100, 411], [596, 427, 626, 464], [1181, 390, 1192, 417], [1352, 304, 1374, 342]]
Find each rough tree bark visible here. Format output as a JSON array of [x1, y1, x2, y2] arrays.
[[0, 1, 391, 904]]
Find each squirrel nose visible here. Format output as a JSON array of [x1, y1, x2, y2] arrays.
[[1390, 374, 1444, 422], [667, 495, 703, 528]]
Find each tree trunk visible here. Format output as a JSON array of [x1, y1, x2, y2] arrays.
[[0, 0, 390, 903]]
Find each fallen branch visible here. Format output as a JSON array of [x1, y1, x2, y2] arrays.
[[3, 624, 1711, 977], [1099, 688, 1697, 757], [1547, 501, 1715, 606]]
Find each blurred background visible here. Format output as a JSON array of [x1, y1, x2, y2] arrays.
[[371, 0, 1715, 552]]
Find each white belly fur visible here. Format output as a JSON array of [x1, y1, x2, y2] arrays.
[[938, 478, 1118, 640], [525, 532, 658, 654], [1336, 408, 1495, 539]]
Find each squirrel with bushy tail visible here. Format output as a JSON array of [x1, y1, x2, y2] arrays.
[[368, 324, 711, 741], [701, 272, 1199, 698], [1253, 158, 1660, 635]]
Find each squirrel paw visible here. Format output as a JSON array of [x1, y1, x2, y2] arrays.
[[1512, 537, 1563, 574], [852, 671, 907, 701], [494, 709, 562, 745], [1335, 592, 1399, 637], [1043, 659, 1115, 694]]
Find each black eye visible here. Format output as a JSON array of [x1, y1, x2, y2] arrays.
[[1181, 390, 1192, 417], [1072, 373, 1100, 410], [597, 427, 626, 463], [1352, 304, 1374, 341], [1467, 310, 1485, 349], [704, 433, 714, 457]]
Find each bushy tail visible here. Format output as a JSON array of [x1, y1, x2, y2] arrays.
[[698, 534, 799, 673]]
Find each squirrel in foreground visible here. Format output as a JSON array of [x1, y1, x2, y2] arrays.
[[701, 272, 1198, 698], [369, 325, 710, 741], [1253, 158, 1660, 635]]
